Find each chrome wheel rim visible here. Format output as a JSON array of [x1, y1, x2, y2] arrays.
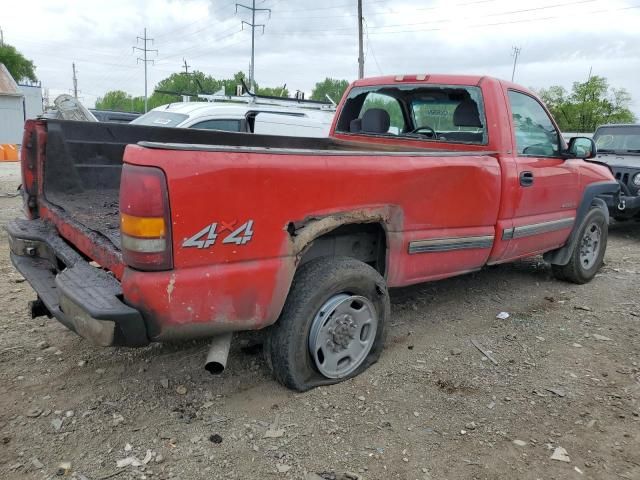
[[579, 222, 601, 269], [308, 294, 378, 379]]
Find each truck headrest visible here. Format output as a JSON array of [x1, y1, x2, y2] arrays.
[[453, 99, 482, 128], [361, 108, 390, 134]]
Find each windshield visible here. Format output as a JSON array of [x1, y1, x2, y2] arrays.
[[335, 84, 487, 144], [131, 111, 189, 128], [594, 126, 640, 153]]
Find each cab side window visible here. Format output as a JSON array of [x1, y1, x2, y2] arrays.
[[508, 91, 560, 157], [190, 119, 242, 132]]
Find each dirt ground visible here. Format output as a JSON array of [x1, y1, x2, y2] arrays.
[[1, 162, 639, 480]]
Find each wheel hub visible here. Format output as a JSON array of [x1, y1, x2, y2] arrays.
[[327, 315, 357, 352], [579, 222, 601, 269], [308, 294, 378, 379]]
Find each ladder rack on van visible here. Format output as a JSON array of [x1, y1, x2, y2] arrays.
[[196, 93, 336, 111]]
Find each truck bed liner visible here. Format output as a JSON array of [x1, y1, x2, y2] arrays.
[[45, 189, 120, 248]]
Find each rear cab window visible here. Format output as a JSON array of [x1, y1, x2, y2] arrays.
[[336, 84, 487, 144]]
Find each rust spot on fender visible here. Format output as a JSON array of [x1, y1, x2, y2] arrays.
[[285, 206, 402, 260]]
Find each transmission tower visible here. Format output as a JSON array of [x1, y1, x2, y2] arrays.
[[133, 28, 158, 113], [236, 0, 271, 91]]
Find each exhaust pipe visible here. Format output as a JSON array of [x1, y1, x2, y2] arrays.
[[204, 333, 233, 375]]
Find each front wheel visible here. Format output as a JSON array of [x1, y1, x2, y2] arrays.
[[265, 257, 389, 391], [552, 207, 608, 284]]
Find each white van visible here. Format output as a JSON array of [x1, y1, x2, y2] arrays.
[[131, 95, 336, 138]]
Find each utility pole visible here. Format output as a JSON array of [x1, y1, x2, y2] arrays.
[[72, 62, 78, 99], [236, 0, 271, 91], [0, 26, 4, 47], [511, 46, 521, 82], [357, 0, 364, 79], [133, 28, 157, 113], [182, 58, 191, 75]]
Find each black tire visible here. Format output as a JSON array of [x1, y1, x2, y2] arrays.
[[552, 207, 608, 284], [264, 256, 389, 391]]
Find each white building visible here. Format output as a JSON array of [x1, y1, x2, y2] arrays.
[[0, 63, 24, 144], [19, 83, 43, 121]]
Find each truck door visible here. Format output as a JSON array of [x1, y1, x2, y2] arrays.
[[501, 90, 580, 260]]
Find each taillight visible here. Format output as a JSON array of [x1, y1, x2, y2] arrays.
[[21, 121, 39, 219], [119, 164, 173, 271]]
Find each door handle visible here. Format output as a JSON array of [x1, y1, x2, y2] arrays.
[[520, 171, 534, 187]]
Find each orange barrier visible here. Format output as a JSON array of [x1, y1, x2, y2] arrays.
[[1, 144, 19, 162]]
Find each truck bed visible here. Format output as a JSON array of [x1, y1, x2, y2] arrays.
[[46, 189, 121, 248], [41, 120, 488, 253]]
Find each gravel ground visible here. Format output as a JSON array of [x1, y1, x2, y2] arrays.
[[1, 162, 639, 480]]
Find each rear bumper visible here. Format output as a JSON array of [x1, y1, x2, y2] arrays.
[[6, 218, 148, 347]]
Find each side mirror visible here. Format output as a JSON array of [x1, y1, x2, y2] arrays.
[[565, 136, 596, 159]]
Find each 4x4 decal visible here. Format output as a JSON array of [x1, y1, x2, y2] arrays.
[[182, 220, 254, 249]]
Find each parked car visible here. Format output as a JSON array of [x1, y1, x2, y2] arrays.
[[90, 109, 141, 123], [131, 95, 335, 137], [8, 74, 619, 391], [591, 124, 640, 220]]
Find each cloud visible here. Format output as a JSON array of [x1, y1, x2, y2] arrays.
[[2, 0, 638, 117]]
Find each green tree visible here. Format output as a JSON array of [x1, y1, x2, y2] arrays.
[[95, 90, 136, 112], [539, 76, 636, 132], [311, 78, 350, 103], [95, 71, 290, 112], [149, 71, 252, 107], [222, 71, 249, 96], [255, 86, 289, 97], [0, 43, 37, 82]]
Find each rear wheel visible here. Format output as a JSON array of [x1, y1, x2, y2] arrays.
[[552, 207, 608, 284], [265, 256, 389, 391]]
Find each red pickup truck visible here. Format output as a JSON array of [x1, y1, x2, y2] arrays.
[[8, 74, 619, 391]]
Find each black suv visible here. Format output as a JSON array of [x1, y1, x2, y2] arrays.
[[593, 124, 640, 220]]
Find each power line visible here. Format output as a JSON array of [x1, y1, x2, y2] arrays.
[[153, 0, 239, 40], [386, 0, 599, 30], [265, 3, 640, 36], [274, 0, 389, 14], [363, 19, 383, 75], [417, 0, 500, 11], [155, 24, 241, 63], [236, 0, 271, 90], [156, 13, 238, 44], [277, 0, 600, 33], [368, 0, 620, 34], [133, 28, 158, 113], [184, 32, 246, 62]]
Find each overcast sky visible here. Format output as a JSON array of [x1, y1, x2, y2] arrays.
[[3, 0, 640, 114]]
